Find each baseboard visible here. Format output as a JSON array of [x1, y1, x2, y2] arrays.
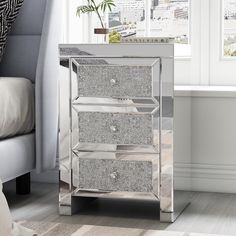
[[175, 163, 236, 193]]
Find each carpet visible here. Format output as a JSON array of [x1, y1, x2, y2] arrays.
[[20, 221, 231, 236]]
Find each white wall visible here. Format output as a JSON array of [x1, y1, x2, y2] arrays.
[[175, 86, 236, 193]]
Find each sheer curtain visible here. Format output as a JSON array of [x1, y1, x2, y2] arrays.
[[36, 0, 64, 172]]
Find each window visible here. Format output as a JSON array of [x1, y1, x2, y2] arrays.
[[109, 0, 145, 38], [224, 0, 236, 57], [65, 0, 236, 85], [108, 0, 190, 56]]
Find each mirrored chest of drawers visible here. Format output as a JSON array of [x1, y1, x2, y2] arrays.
[[58, 43, 189, 223]]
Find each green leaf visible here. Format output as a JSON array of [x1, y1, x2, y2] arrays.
[[76, 0, 115, 20], [76, 4, 95, 17], [99, 0, 115, 12]]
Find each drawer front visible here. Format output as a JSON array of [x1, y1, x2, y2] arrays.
[[77, 65, 152, 98], [78, 158, 154, 192], [78, 112, 153, 145]]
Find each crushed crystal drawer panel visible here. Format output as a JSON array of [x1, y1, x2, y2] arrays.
[[78, 156, 159, 194], [78, 112, 153, 145], [77, 65, 153, 98]]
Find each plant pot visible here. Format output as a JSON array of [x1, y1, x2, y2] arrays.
[[94, 28, 109, 35]]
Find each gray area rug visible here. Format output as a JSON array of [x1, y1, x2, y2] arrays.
[[20, 221, 230, 236]]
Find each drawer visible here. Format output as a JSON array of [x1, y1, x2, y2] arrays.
[[78, 112, 153, 145], [77, 65, 152, 98], [78, 156, 159, 193]]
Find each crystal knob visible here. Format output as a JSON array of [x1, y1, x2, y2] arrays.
[[110, 171, 118, 179], [110, 78, 117, 85], [110, 125, 117, 132]]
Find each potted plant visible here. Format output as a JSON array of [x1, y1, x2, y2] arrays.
[[109, 30, 121, 43], [76, 0, 115, 35]]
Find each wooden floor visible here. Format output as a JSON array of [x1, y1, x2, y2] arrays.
[[3, 182, 236, 236]]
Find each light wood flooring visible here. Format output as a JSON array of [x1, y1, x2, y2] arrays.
[[3, 182, 236, 236]]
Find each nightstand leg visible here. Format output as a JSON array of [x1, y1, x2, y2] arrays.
[[59, 193, 96, 216], [160, 191, 191, 222], [59, 175, 96, 216]]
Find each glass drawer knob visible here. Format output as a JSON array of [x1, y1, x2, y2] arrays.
[[110, 79, 117, 85], [110, 125, 117, 132], [110, 172, 118, 179]]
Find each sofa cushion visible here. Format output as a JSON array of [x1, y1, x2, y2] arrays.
[[0, 77, 35, 139]]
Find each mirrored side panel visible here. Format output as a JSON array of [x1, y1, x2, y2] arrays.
[[160, 58, 190, 222], [59, 61, 73, 215]]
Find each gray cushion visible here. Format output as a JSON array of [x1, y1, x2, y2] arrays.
[[0, 35, 41, 82], [0, 0, 47, 82], [0, 0, 24, 61], [10, 0, 46, 35]]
